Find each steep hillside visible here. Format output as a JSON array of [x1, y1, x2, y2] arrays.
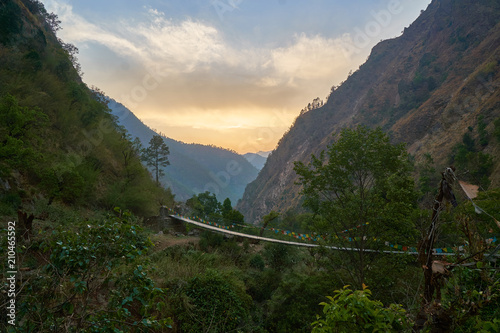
[[238, 0, 500, 223], [0, 0, 173, 217], [109, 100, 259, 204]]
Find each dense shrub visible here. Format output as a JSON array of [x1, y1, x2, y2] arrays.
[[311, 286, 411, 333], [0, 210, 172, 332], [176, 269, 251, 332]]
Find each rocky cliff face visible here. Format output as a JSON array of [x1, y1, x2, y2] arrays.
[[238, 0, 500, 223]]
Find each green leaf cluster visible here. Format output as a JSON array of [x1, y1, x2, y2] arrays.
[[311, 286, 411, 333], [452, 131, 494, 188], [0, 94, 48, 175], [439, 266, 500, 332]]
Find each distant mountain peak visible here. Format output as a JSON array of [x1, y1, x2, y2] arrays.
[[256, 151, 272, 158], [243, 153, 268, 171]]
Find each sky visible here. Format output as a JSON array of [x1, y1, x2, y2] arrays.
[[43, 0, 432, 154]]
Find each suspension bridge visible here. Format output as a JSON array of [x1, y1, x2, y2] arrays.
[[168, 175, 500, 258], [169, 214, 482, 256]]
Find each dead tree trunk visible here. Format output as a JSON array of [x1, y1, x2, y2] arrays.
[[415, 167, 457, 331]]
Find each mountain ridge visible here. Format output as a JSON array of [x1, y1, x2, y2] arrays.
[[237, 0, 500, 223], [108, 99, 259, 204]]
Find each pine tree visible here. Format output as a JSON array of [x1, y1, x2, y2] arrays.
[[141, 135, 170, 185]]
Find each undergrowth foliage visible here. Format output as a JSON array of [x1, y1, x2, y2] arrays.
[[0, 209, 172, 332], [440, 265, 500, 332], [311, 286, 411, 333], [175, 269, 251, 332]]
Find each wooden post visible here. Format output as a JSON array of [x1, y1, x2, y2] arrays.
[[415, 167, 456, 331]]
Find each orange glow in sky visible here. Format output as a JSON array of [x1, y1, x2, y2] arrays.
[[45, 0, 431, 153]]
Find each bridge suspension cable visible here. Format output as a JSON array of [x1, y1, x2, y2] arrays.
[[170, 215, 474, 256]]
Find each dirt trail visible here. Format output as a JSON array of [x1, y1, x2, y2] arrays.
[[150, 233, 199, 252]]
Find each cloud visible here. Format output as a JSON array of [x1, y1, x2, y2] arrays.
[[141, 106, 295, 153], [46, 1, 233, 73], [43, 0, 370, 152], [45, 1, 146, 61], [46, 1, 358, 87], [270, 33, 352, 82], [128, 9, 233, 72]]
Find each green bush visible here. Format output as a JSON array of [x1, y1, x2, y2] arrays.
[[198, 230, 224, 251], [265, 272, 336, 333], [0, 210, 174, 332], [249, 253, 265, 271], [262, 242, 299, 271], [440, 265, 500, 332], [311, 286, 411, 333], [87, 265, 173, 332], [177, 269, 251, 332], [245, 269, 282, 303]]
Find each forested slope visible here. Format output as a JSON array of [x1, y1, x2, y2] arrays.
[[0, 0, 173, 218]]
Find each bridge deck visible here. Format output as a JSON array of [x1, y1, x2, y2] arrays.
[[170, 215, 435, 255]]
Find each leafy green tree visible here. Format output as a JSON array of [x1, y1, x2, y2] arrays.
[[141, 134, 170, 185], [222, 197, 232, 214], [264, 272, 337, 332], [260, 210, 280, 236], [294, 126, 418, 288], [222, 197, 245, 224], [59, 40, 82, 76], [262, 242, 298, 272], [462, 131, 476, 152], [311, 286, 410, 332], [186, 191, 222, 220], [0, 94, 48, 174], [43, 11, 61, 33], [452, 131, 494, 188], [42, 167, 85, 205], [417, 153, 437, 197], [119, 134, 143, 182], [427, 189, 500, 332]]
